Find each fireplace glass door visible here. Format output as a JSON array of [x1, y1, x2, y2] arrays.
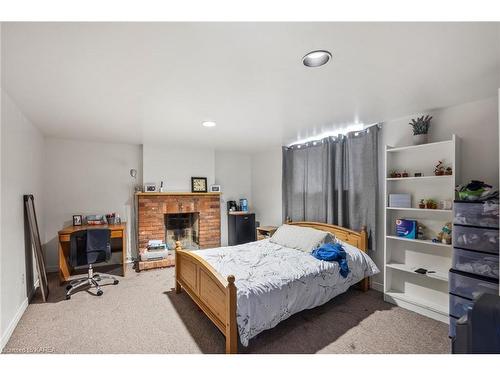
[[165, 213, 200, 250]]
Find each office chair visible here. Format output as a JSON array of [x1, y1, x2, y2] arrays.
[[65, 229, 119, 299]]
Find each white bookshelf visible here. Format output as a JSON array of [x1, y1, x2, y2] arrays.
[[383, 135, 459, 323]]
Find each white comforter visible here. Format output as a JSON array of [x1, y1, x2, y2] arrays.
[[193, 239, 379, 346]]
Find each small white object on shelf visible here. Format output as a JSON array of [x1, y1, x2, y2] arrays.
[[389, 193, 411, 208]]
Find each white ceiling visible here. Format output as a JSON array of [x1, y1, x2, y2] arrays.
[[2, 22, 499, 151]]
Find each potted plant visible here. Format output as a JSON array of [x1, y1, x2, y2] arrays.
[[426, 199, 437, 209], [409, 115, 432, 145]]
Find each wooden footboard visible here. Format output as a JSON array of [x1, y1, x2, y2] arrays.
[[174, 222, 369, 354], [174, 241, 238, 354]]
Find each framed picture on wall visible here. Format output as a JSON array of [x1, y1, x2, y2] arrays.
[[73, 215, 83, 226], [191, 177, 208, 193]]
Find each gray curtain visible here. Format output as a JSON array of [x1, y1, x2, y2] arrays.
[[282, 125, 379, 251]]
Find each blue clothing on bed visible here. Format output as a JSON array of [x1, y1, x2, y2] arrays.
[[311, 242, 349, 278]]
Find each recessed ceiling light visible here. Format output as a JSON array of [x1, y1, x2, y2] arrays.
[[302, 50, 332, 67], [202, 121, 216, 128]]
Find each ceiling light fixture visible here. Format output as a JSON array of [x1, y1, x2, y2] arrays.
[[302, 50, 332, 67], [202, 121, 216, 128]]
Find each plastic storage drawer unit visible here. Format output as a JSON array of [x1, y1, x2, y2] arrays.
[[454, 201, 499, 228], [452, 248, 499, 279], [449, 293, 474, 319], [453, 225, 499, 254], [449, 269, 499, 300]]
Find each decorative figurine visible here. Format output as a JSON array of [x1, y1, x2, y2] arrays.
[[418, 199, 426, 209], [417, 223, 427, 240], [435, 222, 452, 245], [434, 161, 445, 176]]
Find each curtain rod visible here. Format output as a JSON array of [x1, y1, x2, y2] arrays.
[[284, 122, 382, 150]]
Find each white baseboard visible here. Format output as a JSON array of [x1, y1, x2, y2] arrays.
[[0, 297, 28, 352], [370, 280, 384, 292]]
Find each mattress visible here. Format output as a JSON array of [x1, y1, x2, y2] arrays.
[[193, 239, 379, 346]]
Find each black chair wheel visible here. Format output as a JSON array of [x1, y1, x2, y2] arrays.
[[65, 295, 71, 300], [97, 290, 103, 296], [66, 284, 72, 291], [113, 280, 119, 285]]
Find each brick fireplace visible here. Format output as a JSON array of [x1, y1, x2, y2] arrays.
[[137, 192, 221, 252]]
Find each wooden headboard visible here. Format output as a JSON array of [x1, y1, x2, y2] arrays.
[[287, 221, 368, 252]]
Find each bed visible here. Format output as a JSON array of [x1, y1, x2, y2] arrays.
[[174, 221, 378, 353]]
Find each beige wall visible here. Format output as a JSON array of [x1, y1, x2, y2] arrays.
[[251, 148, 283, 227], [142, 144, 215, 192], [1, 91, 45, 349], [215, 151, 252, 246], [42, 138, 143, 270]]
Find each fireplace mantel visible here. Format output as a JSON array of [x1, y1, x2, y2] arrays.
[[136, 192, 221, 197], [137, 193, 221, 252]]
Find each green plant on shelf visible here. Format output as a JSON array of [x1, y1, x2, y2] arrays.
[[409, 115, 432, 135]]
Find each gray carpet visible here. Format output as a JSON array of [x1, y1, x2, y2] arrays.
[[3, 265, 450, 354]]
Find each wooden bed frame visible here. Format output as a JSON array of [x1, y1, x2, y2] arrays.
[[174, 221, 369, 354]]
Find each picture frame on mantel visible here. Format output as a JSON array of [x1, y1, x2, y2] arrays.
[[191, 177, 208, 193]]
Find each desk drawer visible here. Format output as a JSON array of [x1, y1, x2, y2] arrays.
[[110, 230, 123, 239], [59, 234, 70, 242], [60, 231, 122, 241]]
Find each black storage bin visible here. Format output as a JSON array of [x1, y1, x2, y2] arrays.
[[228, 212, 256, 246]]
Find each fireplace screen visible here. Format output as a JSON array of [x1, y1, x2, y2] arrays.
[[165, 213, 200, 250]]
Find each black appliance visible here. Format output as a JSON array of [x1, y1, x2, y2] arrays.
[[228, 212, 256, 246], [227, 200, 238, 212]]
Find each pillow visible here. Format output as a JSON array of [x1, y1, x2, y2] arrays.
[[269, 224, 334, 252]]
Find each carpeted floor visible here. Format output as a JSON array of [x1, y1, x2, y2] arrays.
[[3, 265, 450, 354]]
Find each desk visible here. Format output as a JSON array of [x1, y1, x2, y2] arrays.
[[58, 223, 127, 284]]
